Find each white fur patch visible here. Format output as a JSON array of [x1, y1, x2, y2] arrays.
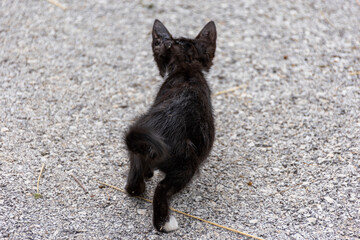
[[163, 215, 178, 232]]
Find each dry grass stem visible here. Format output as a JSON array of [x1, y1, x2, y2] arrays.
[[46, 0, 67, 10], [320, 11, 336, 28], [96, 180, 265, 240], [71, 174, 88, 194], [37, 163, 45, 194], [349, 71, 360, 76], [213, 84, 248, 96]]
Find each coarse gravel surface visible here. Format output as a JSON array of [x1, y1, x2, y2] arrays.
[[0, 0, 359, 239]]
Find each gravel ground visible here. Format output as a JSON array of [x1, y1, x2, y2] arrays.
[[0, 0, 359, 239]]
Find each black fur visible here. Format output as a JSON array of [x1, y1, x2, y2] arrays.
[[125, 19, 216, 232]]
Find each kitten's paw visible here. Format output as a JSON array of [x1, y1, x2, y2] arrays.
[[125, 181, 145, 196], [162, 215, 178, 232]]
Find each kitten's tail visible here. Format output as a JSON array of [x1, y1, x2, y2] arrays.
[[125, 126, 169, 160]]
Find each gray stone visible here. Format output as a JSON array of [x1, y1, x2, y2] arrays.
[[0, 1, 359, 240]]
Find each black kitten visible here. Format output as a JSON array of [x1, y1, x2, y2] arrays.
[[125, 19, 216, 232]]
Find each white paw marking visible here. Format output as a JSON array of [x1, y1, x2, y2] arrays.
[[163, 215, 178, 232]]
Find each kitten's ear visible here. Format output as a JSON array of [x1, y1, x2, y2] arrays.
[[196, 21, 216, 44], [152, 20, 172, 77], [152, 19, 172, 42]]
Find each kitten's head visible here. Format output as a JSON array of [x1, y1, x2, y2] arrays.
[[152, 20, 217, 77]]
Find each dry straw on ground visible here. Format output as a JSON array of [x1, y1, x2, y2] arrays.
[[46, 0, 67, 10], [33, 164, 45, 199], [96, 180, 265, 240]]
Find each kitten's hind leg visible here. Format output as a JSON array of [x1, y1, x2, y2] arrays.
[[152, 167, 196, 232], [125, 153, 146, 196], [144, 164, 154, 181]]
